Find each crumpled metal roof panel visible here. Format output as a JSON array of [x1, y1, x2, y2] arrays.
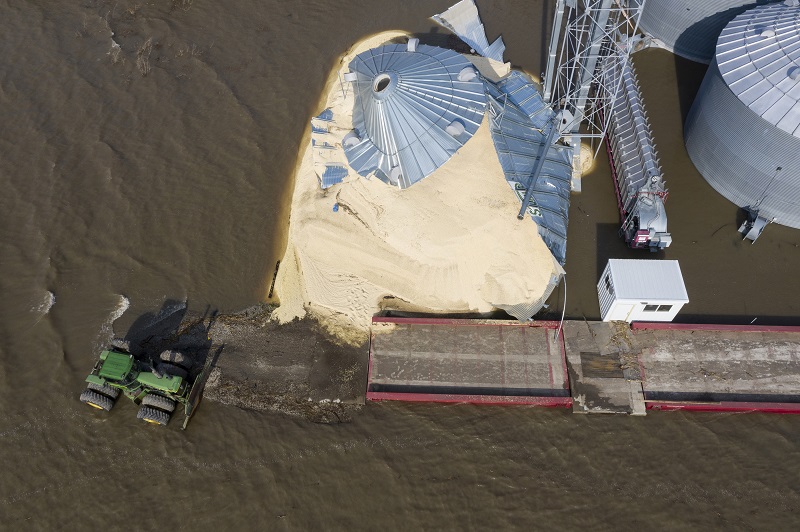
[[431, 0, 506, 62], [344, 43, 487, 189], [485, 74, 573, 265]]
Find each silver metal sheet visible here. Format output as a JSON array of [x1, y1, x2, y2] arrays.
[[639, 0, 773, 64], [431, 0, 506, 62], [485, 73, 573, 265], [686, 58, 800, 229], [310, 108, 352, 189], [716, 2, 800, 137], [601, 58, 665, 211], [320, 165, 349, 188], [343, 43, 486, 189]]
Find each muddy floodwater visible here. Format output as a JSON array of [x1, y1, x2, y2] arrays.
[[1, 1, 798, 529]]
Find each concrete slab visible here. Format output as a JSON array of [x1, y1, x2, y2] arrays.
[[562, 321, 645, 415], [633, 324, 800, 409], [367, 318, 570, 405]]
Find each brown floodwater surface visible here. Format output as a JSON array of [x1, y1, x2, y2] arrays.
[[1, 1, 798, 529]]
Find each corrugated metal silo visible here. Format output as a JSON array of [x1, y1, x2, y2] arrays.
[[639, 0, 776, 64], [684, 2, 800, 230]]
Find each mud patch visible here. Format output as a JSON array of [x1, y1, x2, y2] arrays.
[[197, 305, 367, 423]]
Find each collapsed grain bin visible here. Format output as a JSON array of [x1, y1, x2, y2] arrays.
[[342, 41, 487, 189], [274, 24, 570, 336], [684, 1, 800, 240], [639, 0, 777, 64]]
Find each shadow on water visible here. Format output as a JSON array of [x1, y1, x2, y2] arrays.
[[411, 26, 476, 54], [675, 314, 800, 327], [594, 222, 660, 280], [118, 300, 218, 379], [670, 1, 775, 123], [538, 0, 551, 75], [671, 53, 708, 125]]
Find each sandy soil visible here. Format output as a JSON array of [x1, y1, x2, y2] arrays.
[[272, 31, 562, 344]]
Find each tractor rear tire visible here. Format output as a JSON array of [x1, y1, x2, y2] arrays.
[[157, 363, 188, 380], [80, 389, 114, 411], [159, 350, 190, 368], [110, 337, 130, 353], [142, 394, 176, 413], [87, 381, 120, 400], [137, 406, 170, 426]]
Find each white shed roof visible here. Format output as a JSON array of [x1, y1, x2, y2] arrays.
[[607, 259, 689, 302]]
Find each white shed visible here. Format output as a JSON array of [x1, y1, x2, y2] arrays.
[[597, 259, 689, 323]]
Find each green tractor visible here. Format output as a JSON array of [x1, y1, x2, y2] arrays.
[[79, 339, 209, 428]]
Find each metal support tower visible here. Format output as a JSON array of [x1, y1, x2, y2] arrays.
[[540, 0, 670, 251], [542, 0, 647, 156]]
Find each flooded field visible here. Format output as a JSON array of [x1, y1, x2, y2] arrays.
[[1, 1, 798, 528]]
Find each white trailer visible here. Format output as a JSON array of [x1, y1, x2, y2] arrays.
[[597, 259, 688, 323]]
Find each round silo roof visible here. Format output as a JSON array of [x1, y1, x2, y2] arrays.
[[716, 2, 800, 138], [343, 43, 487, 189]]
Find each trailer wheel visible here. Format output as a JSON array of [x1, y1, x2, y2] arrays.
[[110, 337, 130, 353], [137, 406, 170, 426], [159, 350, 190, 368], [157, 363, 188, 380], [142, 394, 176, 413], [87, 381, 120, 400], [80, 389, 114, 411]]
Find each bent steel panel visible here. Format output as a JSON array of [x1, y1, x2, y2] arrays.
[[485, 72, 573, 265], [431, 0, 506, 62]]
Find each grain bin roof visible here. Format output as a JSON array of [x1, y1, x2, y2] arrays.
[[716, 2, 800, 138], [343, 43, 487, 189], [607, 259, 689, 302], [639, 0, 766, 64]]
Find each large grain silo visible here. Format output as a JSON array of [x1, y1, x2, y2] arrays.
[[684, 2, 800, 233], [639, 0, 776, 63]]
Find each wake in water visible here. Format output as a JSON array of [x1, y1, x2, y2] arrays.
[[108, 294, 130, 324], [31, 291, 55, 315], [93, 294, 130, 352], [26, 291, 56, 329]]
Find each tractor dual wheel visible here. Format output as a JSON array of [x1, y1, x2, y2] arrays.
[[142, 393, 176, 413], [159, 350, 190, 369], [87, 381, 120, 400], [80, 389, 114, 411], [137, 406, 170, 426]]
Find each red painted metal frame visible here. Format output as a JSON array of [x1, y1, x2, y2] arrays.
[[636, 321, 800, 414], [598, 104, 627, 222], [367, 392, 572, 407], [371, 316, 562, 328], [647, 402, 800, 415], [367, 317, 571, 408], [631, 322, 800, 333], [368, 319, 800, 414]]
